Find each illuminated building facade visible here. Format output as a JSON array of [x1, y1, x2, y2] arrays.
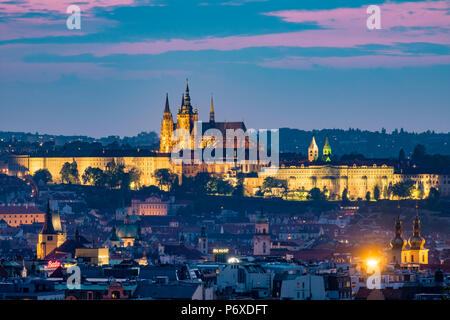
[[8, 154, 177, 187], [0, 205, 44, 227], [252, 163, 395, 200], [75, 248, 109, 266], [159, 80, 247, 153], [129, 196, 169, 216]]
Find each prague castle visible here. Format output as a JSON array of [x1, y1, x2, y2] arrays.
[[160, 80, 247, 153], [6, 81, 450, 200], [7, 81, 257, 186], [244, 136, 449, 200]]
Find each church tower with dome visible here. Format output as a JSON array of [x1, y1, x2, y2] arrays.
[[389, 216, 406, 266], [388, 205, 428, 266], [402, 206, 429, 265]]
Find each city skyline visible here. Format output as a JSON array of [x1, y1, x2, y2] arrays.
[[1, 0, 450, 137]]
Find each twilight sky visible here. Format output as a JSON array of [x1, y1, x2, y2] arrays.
[[0, 0, 449, 138]]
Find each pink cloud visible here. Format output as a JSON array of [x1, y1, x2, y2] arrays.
[[264, 1, 450, 29], [0, 0, 135, 14], [258, 54, 450, 69]]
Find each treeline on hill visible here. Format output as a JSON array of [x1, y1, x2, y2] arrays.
[[279, 128, 450, 158], [0, 131, 159, 156]]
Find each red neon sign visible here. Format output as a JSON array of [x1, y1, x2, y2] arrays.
[[47, 260, 61, 269]]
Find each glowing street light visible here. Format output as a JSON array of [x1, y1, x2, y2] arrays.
[[366, 258, 379, 270]]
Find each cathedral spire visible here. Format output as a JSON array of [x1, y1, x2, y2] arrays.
[[182, 79, 193, 113], [164, 93, 170, 113], [41, 199, 56, 234], [210, 94, 215, 123]]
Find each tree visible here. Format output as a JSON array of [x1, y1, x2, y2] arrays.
[[33, 169, 52, 185], [60, 161, 79, 184], [104, 161, 124, 189], [340, 153, 366, 161], [205, 177, 233, 195], [398, 148, 406, 163], [232, 172, 245, 197], [261, 177, 287, 197], [365, 191, 371, 202], [153, 168, 178, 191], [412, 144, 426, 163], [427, 187, 440, 208], [82, 167, 105, 186], [308, 187, 327, 202], [342, 188, 349, 203], [389, 180, 415, 199], [128, 167, 142, 190], [373, 185, 380, 201]]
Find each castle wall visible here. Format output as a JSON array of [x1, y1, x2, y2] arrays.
[[8, 155, 175, 187]]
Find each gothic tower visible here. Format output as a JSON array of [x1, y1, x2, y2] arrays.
[[308, 136, 319, 162], [160, 93, 174, 153], [37, 200, 66, 260], [253, 210, 270, 256], [322, 135, 332, 162], [389, 216, 406, 265], [176, 79, 198, 150]]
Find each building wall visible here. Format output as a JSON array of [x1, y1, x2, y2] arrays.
[[37, 233, 66, 260], [248, 165, 449, 200], [8, 155, 175, 187], [129, 197, 168, 216], [75, 248, 109, 266], [280, 274, 326, 300], [259, 164, 394, 200], [0, 212, 44, 227]]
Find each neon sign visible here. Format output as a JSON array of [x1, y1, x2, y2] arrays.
[[47, 260, 61, 269]]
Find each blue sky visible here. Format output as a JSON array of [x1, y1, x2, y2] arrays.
[[0, 0, 449, 137]]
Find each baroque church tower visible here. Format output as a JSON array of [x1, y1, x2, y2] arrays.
[[389, 216, 406, 265], [388, 205, 429, 267], [402, 206, 428, 265], [253, 210, 271, 256], [197, 225, 208, 255]]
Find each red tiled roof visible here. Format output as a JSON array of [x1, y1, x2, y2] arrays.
[[0, 206, 44, 215]]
